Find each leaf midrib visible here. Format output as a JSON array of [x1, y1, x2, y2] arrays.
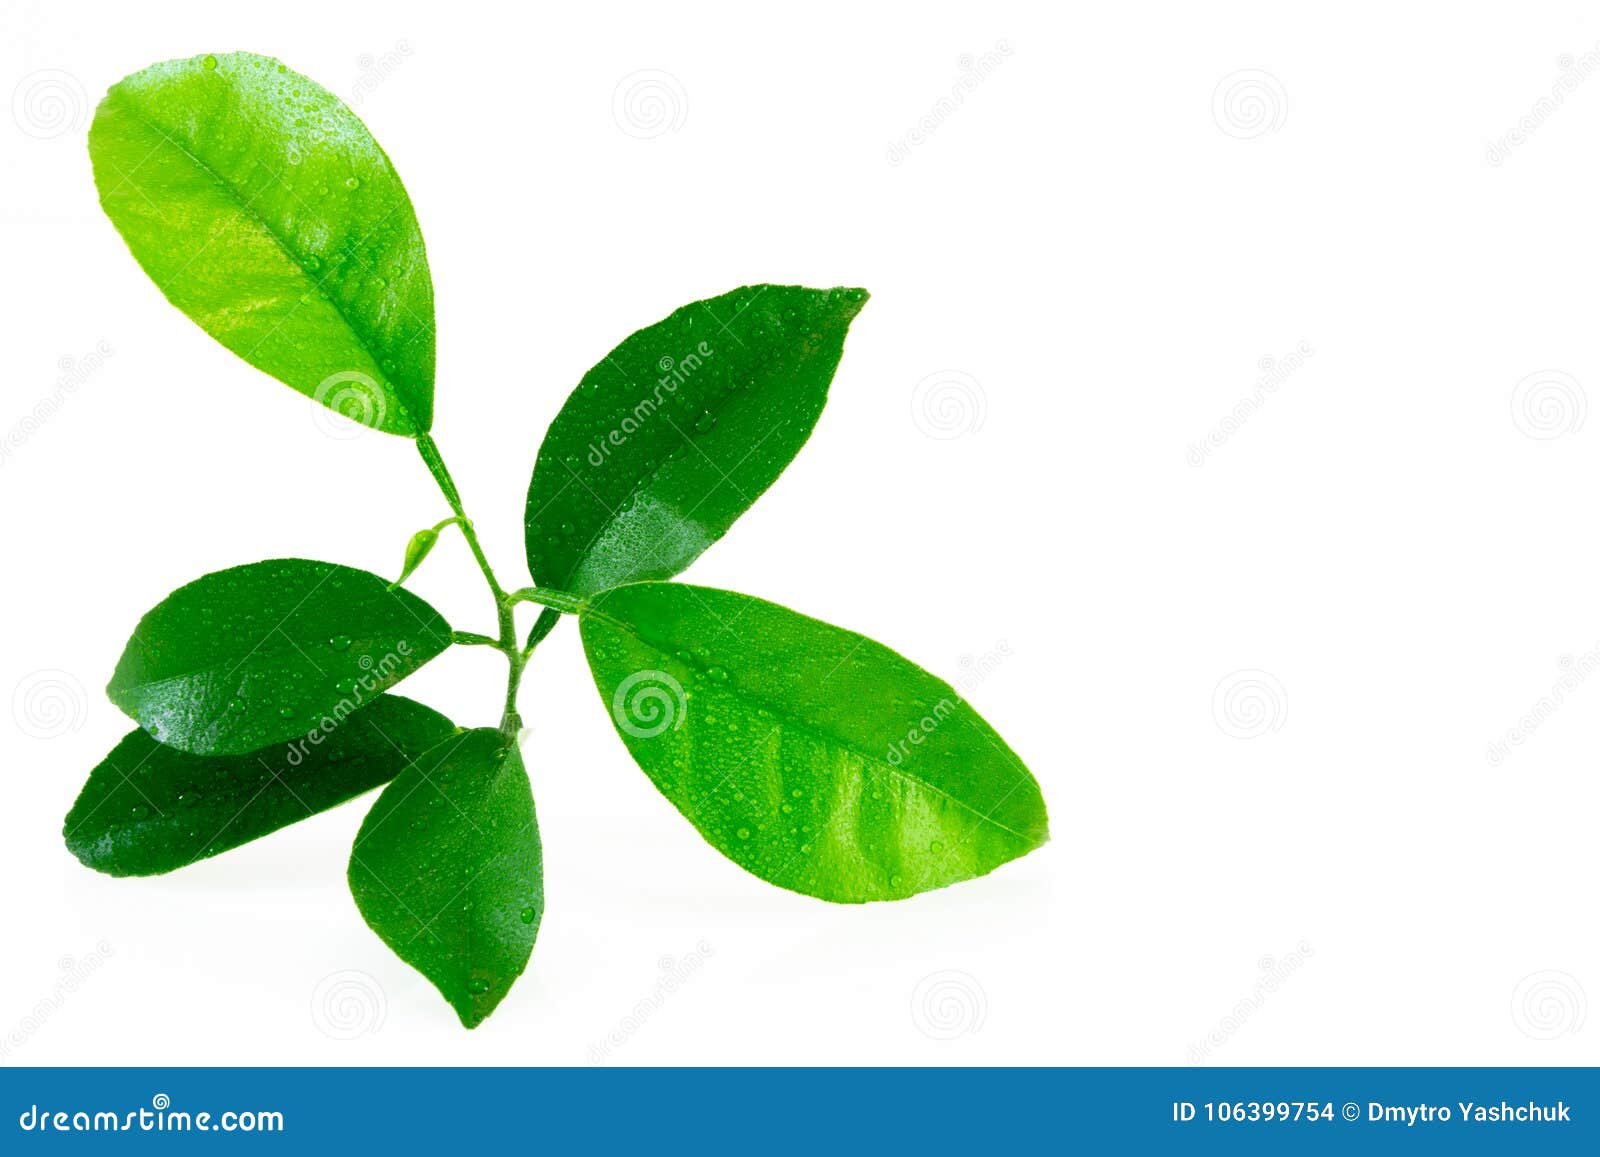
[[542, 318, 837, 589], [109, 87, 415, 430], [586, 610, 1037, 846]]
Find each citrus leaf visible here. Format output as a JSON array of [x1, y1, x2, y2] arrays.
[[108, 559, 452, 757], [524, 285, 868, 597], [578, 582, 1047, 903], [348, 729, 542, 1028], [64, 695, 457, 877], [89, 52, 435, 435]]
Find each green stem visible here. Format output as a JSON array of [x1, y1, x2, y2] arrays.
[[509, 587, 588, 615], [416, 434, 503, 601], [416, 433, 526, 740]]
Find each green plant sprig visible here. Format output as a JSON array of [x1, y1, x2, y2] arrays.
[[64, 50, 1049, 1029], [415, 433, 532, 740]]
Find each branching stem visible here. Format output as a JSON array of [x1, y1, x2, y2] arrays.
[[415, 433, 548, 740]]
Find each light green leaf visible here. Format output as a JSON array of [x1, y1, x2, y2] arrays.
[[392, 526, 439, 588], [524, 285, 868, 599], [89, 52, 435, 435], [578, 582, 1047, 903], [108, 558, 452, 757], [65, 695, 457, 877], [348, 729, 543, 1028]]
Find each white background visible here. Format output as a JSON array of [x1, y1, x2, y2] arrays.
[[1, 0, 1596, 1066]]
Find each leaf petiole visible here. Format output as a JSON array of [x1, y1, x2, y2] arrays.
[[509, 587, 588, 616]]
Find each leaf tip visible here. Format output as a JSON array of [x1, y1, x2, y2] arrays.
[[828, 286, 870, 322]]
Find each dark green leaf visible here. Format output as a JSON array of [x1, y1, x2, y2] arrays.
[[108, 559, 452, 757], [524, 285, 868, 596], [89, 52, 435, 435], [578, 583, 1047, 903], [64, 695, 457, 877], [348, 729, 542, 1028]]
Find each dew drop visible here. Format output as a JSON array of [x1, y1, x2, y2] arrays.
[[201, 54, 218, 71], [328, 635, 352, 651], [130, 805, 150, 820], [520, 906, 537, 924], [707, 666, 728, 682], [736, 827, 751, 840], [344, 176, 361, 190], [693, 411, 717, 434], [467, 978, 490, 995]]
